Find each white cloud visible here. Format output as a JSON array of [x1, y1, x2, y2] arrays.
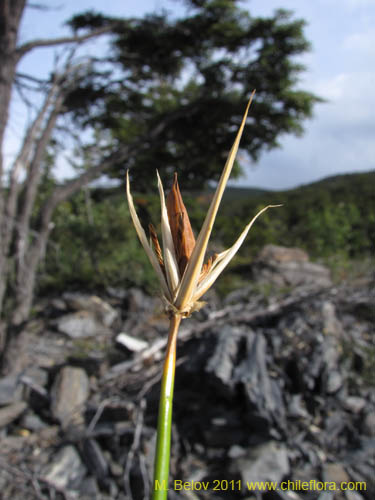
[[343, 29, 375, 55], [345, 0, 375, 8], [312, 71, 375, 126]]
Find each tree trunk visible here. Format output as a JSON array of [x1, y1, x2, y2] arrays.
[[9, 142, 134, 324], [0, 0, 26, 180], [0, 1, 26, 325]]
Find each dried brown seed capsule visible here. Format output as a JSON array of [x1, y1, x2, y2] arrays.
[[166, 173, 196, 275]]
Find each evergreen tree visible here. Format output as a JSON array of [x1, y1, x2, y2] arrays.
[[66, 0, 320, 190]]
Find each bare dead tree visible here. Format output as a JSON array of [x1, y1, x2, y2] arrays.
[[0, 0, 200, 346], [0, 0, 119, 345]]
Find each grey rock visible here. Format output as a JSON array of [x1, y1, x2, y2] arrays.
[[63, 293, 118, 327], [20, 366, 49, 400], [0, 401, 27, 428], [106, 286, 127, 299], [21, 412, 48, 431], [322, 338, 340, 371], [321, 336, 343, 393], [344, 491, 364, 500], [326, 370, 343, 394], [205, 325, 242, 395], [343, 438, 375, 495], [22, 365, 48, 387], [317, 493, 334, 500], [235, 441, 289, 484], [42, 445, 86, 490], [257, 245, 310, 263], [288, 394, 309, 419], [56, 311, 110, 338], [51, 366, 89, 428], [253, 245, 332, 288], [79, 476, 100, 498], [234, 331, 286, 429], [322, 302, 343, 337], [82, 439, 109, 480], [228, 445, 247, 459], [125, 287, 155, 313], [324, 411, 348, 442], [322, 463, 350, 484], [0, 375, 23, 405], [344, 396, 366, 414], [50, 298, 67, 311], [362, 412, 375, 436]]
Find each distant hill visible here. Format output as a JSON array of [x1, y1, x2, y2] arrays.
[[222, 186, 269, 200], [225, 170, 374, 200], [216, 169, 374, 260]]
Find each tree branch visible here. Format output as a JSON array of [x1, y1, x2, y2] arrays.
[[3, 78, 61, 254], [16, 25, 116, 60]]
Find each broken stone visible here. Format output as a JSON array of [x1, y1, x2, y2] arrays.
[[257, 245, 310, 263], [42, 445, 86, 490], [124, 287, 157, 314], [205, 325, 242, 396], [252, 245, 332, 288], [322, 463, 350, 484], [20, 411, 48, 431], [0, 375, 23, 405], [344, 491, 364, 500], [22, 365, 48, 387], [50, 298, 67, 311], [79, 476, 100, 498], [63, 293, 118, 327], [235, 441, 289, 484], [56, 311, 110, 339], [51, 366, 89, 428], [362, 412, 375, 436], [322, 302, 343, 337], [82, 439, 109, 481], [0, 402, 27, 428], [228, 445, 247, 459], [317, 492, 334, 500], [343, 396, 366, 414], [326, 370, 343, 394], [234, 331, 286, 430], [288, 394, 309, 419]]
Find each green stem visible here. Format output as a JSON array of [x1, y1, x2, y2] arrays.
[[152, 314, 181, 499]]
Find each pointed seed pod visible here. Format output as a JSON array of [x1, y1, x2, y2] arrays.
[[166, 173, 196, 275]]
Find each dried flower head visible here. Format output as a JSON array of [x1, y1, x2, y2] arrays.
[[126, 91, 280, 317], [166, 173, 196, 276]]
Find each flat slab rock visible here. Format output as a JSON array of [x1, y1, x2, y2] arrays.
[[0, 375, 24, 405], [62, 293, 118, 327], [51, 366, 90, 428], [42, 445, 86, 490], [55, 310, 111, 339], [252, 244, 332, 288], [0, 402, 27, 428], [234, 440, 290, 485]]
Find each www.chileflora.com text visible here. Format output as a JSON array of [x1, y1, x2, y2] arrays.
[[154, 479, 367, 492]]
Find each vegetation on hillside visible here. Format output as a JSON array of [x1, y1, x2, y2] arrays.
[[39, 171, 374, 295]]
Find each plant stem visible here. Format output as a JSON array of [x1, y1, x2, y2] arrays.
[[152, 314, 182, 499]]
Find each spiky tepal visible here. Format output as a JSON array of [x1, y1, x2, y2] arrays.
[[126, 91, 280, 318]]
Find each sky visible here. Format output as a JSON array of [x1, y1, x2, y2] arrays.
[[5, 0, 375, 190]]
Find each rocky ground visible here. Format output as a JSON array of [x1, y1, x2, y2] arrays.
[[0, 246, 374, 500]]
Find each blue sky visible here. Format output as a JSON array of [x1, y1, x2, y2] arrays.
[[6, 0, 375, 190]]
